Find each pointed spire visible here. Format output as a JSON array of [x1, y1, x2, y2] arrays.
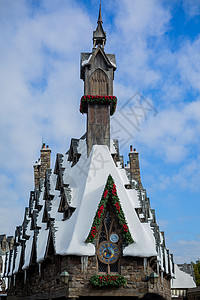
[[98, 3, 103, 24], [93, 4, 106, 49]]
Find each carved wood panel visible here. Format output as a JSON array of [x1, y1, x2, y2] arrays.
[[90, 69, 108, 95]]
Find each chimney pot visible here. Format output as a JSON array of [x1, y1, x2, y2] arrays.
[[134, 148, 136, 152], [130, 145, 133, 152]]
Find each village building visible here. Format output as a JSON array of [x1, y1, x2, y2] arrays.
[[171, 264, 196, 300], [0, 235, 14, 298], [3, 5, 183, 300]]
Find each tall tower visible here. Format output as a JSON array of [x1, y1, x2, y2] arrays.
[[80, 4, 117, 155]]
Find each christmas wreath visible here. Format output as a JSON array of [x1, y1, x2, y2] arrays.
[[85, 174, 134, 244], [90, 274, 127, 287], [80, 95, 117, 115]]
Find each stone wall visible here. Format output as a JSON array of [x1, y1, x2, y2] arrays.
[[188, 287, 200, 300], [8, 255, 171, 299]]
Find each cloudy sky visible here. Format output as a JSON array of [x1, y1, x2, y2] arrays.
[[0, 0, 200, 264]]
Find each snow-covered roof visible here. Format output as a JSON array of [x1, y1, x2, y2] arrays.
[[54, 144, 156, 257], [5, 138, 173, 277], [171, 264, 196, 289]]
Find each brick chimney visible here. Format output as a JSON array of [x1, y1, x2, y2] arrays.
[[129, 145, 143, 189], [33, 143, 51, 189]]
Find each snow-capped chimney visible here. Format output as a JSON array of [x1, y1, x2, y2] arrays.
[[129, 146, 143, 189], [33, 143, 51, 189]]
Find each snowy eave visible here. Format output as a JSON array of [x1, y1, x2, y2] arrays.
[[81, 52, 116, 69], [171, 264, 196, 289]]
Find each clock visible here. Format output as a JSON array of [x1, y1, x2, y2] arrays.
[[110, 233, 119, 243], [97, 241, 120, 264]]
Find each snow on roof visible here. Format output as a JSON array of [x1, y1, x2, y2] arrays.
[[6, 138, 173, 274], [22, 232, 34, 270], [49, 193, 63, 221], [36, 227, 49, 264], [49, 173, 57, 195], [171, 264, 196, 289], [0, 254, 6, 275], [13, 245, 22, 275], [8, 251, 14, 277], [4, 252, 10, 277], [54, 144, 157, 257], [164, 249, 169, 274]]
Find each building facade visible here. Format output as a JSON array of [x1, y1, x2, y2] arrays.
[[171, 264, 196, 300], [5, 6, 174, 300], [0, 235, 14, 298]]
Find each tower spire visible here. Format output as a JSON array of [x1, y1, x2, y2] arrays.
[[93, 4, 106, 49], [98, 3, 102, 24], [80, 4, 117, 155]]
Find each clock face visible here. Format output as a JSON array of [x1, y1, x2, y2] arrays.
[[110, 233, 119, 243], [97, 241, 120, 264]]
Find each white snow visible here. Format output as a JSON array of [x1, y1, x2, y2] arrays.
[[13, 246, 22, 274], [4, 252, 10, 277], [22, 234, 34, 270], [54, 144, 157, 257], [81, 54, 92, 67], [36, 206, 50, 263], [171, 264, 196, 288], [8, 251, 14, 277], [7, 141, 172, 274]]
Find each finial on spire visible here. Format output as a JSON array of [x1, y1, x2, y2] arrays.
[[93, 3, 106, 49], [98, 3, 103, 24]]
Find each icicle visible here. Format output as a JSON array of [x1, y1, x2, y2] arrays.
[[81, 256, 88, 273], [38, 263, 41, 277], [143, 257, 147, 271], [8, 277, 11, 289], [13, 275, 16, 286], [24, 270, 27, 284], [157, 261, 159, 275], [161, 270, 163, 283]]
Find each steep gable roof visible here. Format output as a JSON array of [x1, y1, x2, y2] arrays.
[[54, 142, 157, 257], [6, 140, 173, 276]]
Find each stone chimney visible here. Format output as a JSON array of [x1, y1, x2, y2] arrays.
[[33, 143, 51, 189], [129, 145, 143, 189]]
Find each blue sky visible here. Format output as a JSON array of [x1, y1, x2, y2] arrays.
[[0, 0, 200, 264]]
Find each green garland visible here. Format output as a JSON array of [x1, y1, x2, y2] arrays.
[[80, 95, 117, 116], [85, 174, 134, 244], [90, 274, 127, 287]]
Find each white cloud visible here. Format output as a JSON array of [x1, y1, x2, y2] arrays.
[[135, 98, 200, 163], [0, 0, 92, 234], [109, 0, 171, 89], [115, 0, 171, 37], [171, 236, 200, 263], [177, 36, 200, 91], [182, 0, 200, 17]]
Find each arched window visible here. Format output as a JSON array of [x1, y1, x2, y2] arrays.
[[96, 204, 121, 274], [90, 69, 108, 95]]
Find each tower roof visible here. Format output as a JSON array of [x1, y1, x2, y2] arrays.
[[93, 4, 106, 48], [97, 3, 103, 23]]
